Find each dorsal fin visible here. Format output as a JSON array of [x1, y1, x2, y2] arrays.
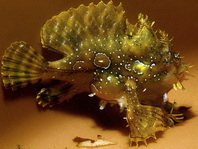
[[40, 1, 126, 55]]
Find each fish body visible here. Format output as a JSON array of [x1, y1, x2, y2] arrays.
[[1, 1, 189, 146]]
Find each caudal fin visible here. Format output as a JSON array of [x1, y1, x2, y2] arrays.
[[1, 41, 47, 90]]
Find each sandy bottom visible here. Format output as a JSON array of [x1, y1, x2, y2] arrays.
[[0, 0, 198, 149]]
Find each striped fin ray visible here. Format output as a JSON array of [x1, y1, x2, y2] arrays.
[[1, 41, 47, 90], [40, 1, 126, 55]]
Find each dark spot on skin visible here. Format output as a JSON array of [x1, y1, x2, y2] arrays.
[[94, 53, 111, 69], [73, 61, 85, 70]]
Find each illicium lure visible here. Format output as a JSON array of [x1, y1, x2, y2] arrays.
[[1, 1, 190, 147]]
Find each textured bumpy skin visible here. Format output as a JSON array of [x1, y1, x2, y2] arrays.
[[1, 1, 190, 147]]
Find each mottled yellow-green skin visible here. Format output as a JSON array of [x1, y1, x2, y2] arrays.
[[1, 1, 189, 147]]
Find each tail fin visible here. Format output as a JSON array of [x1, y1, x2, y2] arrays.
[[1, 41, 47, 90]]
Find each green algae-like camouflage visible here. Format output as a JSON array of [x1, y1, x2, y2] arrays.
[[1, 1, 190, 147]]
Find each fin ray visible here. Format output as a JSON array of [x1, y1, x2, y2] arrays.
[[40, 1, 126, 55], [1, 41, 47, 89]]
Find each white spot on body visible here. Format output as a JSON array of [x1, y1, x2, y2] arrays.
[[107, 76, 112, 81], [125, 63, 132, 71], [88, 93, 96, 97], [117, 97, 127, 109], [142, 88, 147, 92], [163, 93, 168, 102]]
